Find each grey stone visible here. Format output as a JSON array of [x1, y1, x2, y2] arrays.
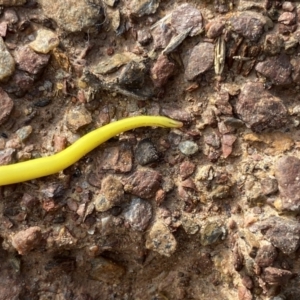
[[129, 0, 160, 18], [162, 108, 192, 122], [178, 141, 199, 156], [124, 198, 152, 231], [261, 178, 278, 196], [171, 3, 203, 36], [185, 42, 214, 81], [152, 23, 173, 50], [135, 138, 159, 166]]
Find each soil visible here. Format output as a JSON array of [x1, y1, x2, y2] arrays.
[[1, 0, 300, 300]]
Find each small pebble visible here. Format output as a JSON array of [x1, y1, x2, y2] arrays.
[[123, 197, 152, 231], [66, 105, 92, 133], [135, 138, 159, 165], [11, 226, 42, 255], [94, 176, 124, 212], [15, 125, 32, 141], [0, 37, 15, 81], [178, 140, 199, 155], [29, 28, 59, 54], [145, 220, 177, 257]]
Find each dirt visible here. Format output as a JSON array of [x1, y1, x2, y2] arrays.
[[1, 0, 300, 299]]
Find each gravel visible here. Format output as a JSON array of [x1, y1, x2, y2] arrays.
[[1, 1, 300, 299]]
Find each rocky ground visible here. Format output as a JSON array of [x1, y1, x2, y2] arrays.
[[1, 0, 300, 299]]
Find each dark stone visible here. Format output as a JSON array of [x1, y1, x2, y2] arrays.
[[255, 54, 292, 85], [135, 138, 159, 165], [200, 222, 227, 246], [137, 29, 152, 45], [236, 82, 288, 132], [41, 183, 66, 198], [4, 70, 34, 97], [118, 60, 146, 89]]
